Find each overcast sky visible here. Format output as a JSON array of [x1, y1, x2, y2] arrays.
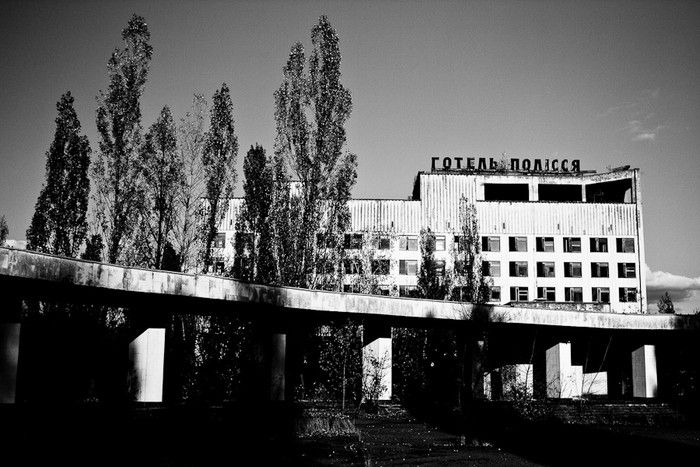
[[1, 0, 699, 310]]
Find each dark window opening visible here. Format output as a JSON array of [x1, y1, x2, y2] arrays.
[[483, 261, 500, 277], [619, 287, 638, 302], [509, 261, 528, 277], [510, 287, 529, 302], [538, 184, 583, 202], [378, 236, 391, 250], [565, 287, 583, 302], [536, 237, 555, 252], [399, 285, 418, 297], [371, 259, 390, 275], [509, 236, 528, 252], [564, 262, 582, 278], [537, 262, 555, 277], [343, 259, 363, 275], [616, 238, 635, 253], [482, 236, 500, 252], [618, 262, 636, 278], [484, 183, 529, 201], [590, 237, 608, 252], [537, 287, 556, 301], [344, 233, 363, 249], [592, 287, 610, 303], [591, 262, 609, 278], [585, 179, 633, 203], [563, 237, 581, 253]]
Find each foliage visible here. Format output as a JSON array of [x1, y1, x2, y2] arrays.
[[417, 228, 448, 299], [316, 320, 363, 407], [81, 234, 104, 261], [201, 83, 237, 272], [272, 15, 357, 289], [172, 94, 208, 273], [26, 92, 90, 257], [92, 14, 153, 264], [233, 145, 275, 283], [0, 215, 8, 246], [134, 106, 183, 269], [450, 197, 490, 303], [362, 338, 391, 407], [657, 291, 675, 314]]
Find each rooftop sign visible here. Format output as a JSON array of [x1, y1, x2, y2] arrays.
[[431, 156, 581, 173]]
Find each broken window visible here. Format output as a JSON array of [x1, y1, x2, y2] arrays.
[[564, 262, 582, 278], [565, 287, 583, 302], [484, 183, 529, 201], [563, 237, 581, 253], [537, 287, 556, 301], [483, 260, 501, 277], [585, 179, 633, 203], [618, 262, 637, 278], [590, 237, 608, 253], [619, 287, 638, 302], [591, 262, 609, 277], [509, 236, 528, 252], [616, 238, 635, 253], [592, 287, 610, 303], [510, 286, 529, 302], [509, 261, 528, 277], [536, 262, 555, 277], [536, 237, 555, 252], [482, 236, 501, 252], [538, 184, 583, 202], [399, 259, 418, 275], [371, 259, 390, 275]]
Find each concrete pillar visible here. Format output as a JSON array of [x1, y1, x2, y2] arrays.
[[632, 345, 657, 398], [470, 337, 488, 399], [583, 371, 608, 396], [1, 323, 21, 403], [270, 332, 286, 401], [363, 324, 392, 401], [128, 328, 165, 402], [500, 364, 533, 399], [546, 342, 580, 398]]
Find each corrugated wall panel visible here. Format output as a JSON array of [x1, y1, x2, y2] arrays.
[[348, 200, 422, 233]]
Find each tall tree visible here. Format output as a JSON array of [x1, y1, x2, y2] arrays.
[[135, 106, 183, 269], [0, 215, 8, 246], [26, 92, 91, 257], [201, 83, 237, 272], [452, 197, 490, 303], [417, 228, 447, 300], [234, 144, 275, 283], [173, 95, 208, 273], [273, 15, 357, 289], [92, 14, 153, 264]]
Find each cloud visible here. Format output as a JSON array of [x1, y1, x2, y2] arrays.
[[645, 265, 700, 311], [632, 132, 656, 141], [626, 121, 664, 142], [599, 89, 667, 142]]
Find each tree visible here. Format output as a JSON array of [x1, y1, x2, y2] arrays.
[[417, 228, 447, 300], [173, 95, 208, 273], [81, 234, 104, 261], [233, 145, 275, 283], [135, 106, 183, 269], [93, 14, 153, 264], [0, 215, 8, 246], [201, 83, 237, 272], [657, 291, 675, 314], [451, 197, 490, 303], [272, 15, 357, 289], [26, 92, 90, 257]]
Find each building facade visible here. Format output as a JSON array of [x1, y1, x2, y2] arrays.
[[219, 160, 647, 314]]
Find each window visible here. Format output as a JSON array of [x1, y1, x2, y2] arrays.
[[536, 237, 555, 252], [378, 287, 390, 296], [399, 259, 418, 275], [214, 233, 227, 248], [435, 236, 446, 251], [619, 287, 638, 302], [454, 235, 463, 252], [435, 260, 446, 276], [316, 233, 336, 249], [565, 287, 583, 302], [371, 259, 390, 275], [344, 233, 363, 249], [563, 237, 581, 253], [344, 284, 360, 293], [590, 237, 608, 253], [592, 287, 610, 303], [564, 262, 582, 278], [591, 262, 609, 278], [510, 286, 529, 302], [343, 259, 363, 275], [509, 236, 528, 252], [490, 286, 501, 301], [509, 261, 528, 277], [482, 260, 500, 277], [399, 235, 419, 251], [616, 238, 635, 253], [537, 287, 556, 301], [399, 285, 418, 297], [378, 236, 391, 250], [536, 262, 555, 278], [482, 236, 501, 252], [618, 263, 637, 278], [214, 261, 225, 275]]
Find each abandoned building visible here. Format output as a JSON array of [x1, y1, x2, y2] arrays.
[[218, 160, 647, 314]]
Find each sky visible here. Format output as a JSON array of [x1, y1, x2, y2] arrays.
[[1, 0, 699, 311]]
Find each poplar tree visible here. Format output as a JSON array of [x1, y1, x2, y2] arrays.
[[93, 14, 153, 264], [273, 15, 357, 289], [201, 83, 237, 272], [135, 106, 183, 269], [452, 197, 490, 303], [0, 216, 8, 246], [26, 92, 91, 257]]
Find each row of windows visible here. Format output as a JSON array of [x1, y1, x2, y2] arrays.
[[483, 236, 635, 253], [509, 286, 638, 303], [484, 261, 637, 278]]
